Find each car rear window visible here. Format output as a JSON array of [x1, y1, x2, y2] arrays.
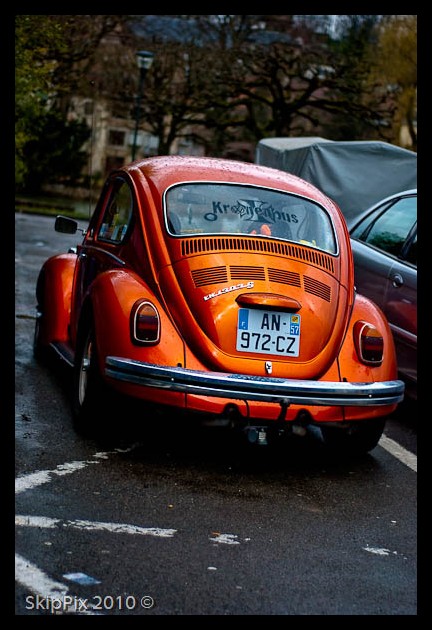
[[164, 182, 337, 254]]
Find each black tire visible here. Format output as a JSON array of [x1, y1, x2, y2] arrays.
[[320, 418, 386, 456], [72, 317, 115, 436], [33, 311, 51, 364]]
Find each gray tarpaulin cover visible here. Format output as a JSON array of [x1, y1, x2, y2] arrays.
[[255, 137, 417, 225]]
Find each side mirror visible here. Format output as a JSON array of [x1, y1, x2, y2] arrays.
[[54, 215, 86, 235], [55, 215, 78, 234]]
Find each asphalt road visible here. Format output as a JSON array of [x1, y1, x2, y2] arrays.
[[15, 212, 418, 616]]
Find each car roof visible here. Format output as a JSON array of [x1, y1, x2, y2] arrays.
[[124, 155, 341, 210]]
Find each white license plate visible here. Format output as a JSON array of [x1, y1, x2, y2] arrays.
[[236, 308, 301, 356]]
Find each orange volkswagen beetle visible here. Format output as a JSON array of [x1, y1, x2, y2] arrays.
[[34, 156, 404, 454]]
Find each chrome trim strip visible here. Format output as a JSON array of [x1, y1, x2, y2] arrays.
[[389, 323, 417, 346], [83, 245, 126, 266], [50, 341, 75, 367], [105, 357, 404, 406]]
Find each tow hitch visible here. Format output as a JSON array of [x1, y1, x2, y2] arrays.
[[243, 403, 312, 446], [244, 426, 269, 445], [244, 398, 291, 445]]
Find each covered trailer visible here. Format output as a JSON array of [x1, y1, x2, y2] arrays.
[[255, 137, 417, 226]]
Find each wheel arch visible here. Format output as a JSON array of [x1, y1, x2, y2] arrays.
[[82, 268, 185, 376], [338, 291, 398, 384], [35, 253, 77, 347]]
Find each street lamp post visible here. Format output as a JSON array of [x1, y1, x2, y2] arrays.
[[131, 50, 154, 161]]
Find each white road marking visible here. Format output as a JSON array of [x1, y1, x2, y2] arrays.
[[15, 433, 416, 497], [379, 435, 417, 472], [363, 546, 396, 556], [15, 447, 138, 495], [15, 553, 101, 615], [15, 436, 415, 615], [16, 514, 177, 538], [209, 533, 240, 545], [16, 515, 59, 528]]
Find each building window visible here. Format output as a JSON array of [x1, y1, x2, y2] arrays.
[[84, 101, 94, 116], [108, 130, 126, 147]]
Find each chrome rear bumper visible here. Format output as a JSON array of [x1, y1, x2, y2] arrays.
[[105, 357, 404, 407]]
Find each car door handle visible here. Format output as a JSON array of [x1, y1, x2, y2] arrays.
[[391, 273, 403, 288]]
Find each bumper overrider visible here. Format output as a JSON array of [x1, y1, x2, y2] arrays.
[[105, 357, 404, 407]]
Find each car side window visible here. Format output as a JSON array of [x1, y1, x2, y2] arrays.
[[353, 196, 417, 257], [404, 231, 417, 266], [98, 179, 134, 244]]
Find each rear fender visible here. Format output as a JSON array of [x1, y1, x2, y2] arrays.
[[36, 253, 77, 346], [339, 292, 398, 382], [85, 269, 185, 374], [337, 292, 399, 421]]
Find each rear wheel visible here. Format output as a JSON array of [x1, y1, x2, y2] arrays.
[[320, 418, 386, 456], [72, 318, 114, 436]]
